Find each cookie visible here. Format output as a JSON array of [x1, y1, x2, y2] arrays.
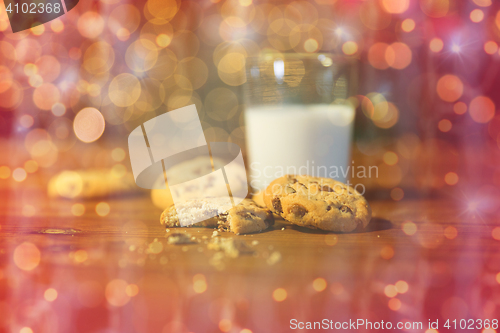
[[263, 175, 371, 232], [48, 169, 137, 199], [251, 190, 266, 208], [151, 156, 247, 209], [160, 198, 274, 235]]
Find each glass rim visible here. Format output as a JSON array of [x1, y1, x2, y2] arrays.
[[245, 52, 358, 65]]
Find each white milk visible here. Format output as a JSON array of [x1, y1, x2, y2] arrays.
[[245, 104, 355, 191]]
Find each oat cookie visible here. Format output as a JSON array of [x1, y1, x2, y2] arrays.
[[160, 198, 274, 235], [48, 169, 137, 199], [263, 175, 371, 232]]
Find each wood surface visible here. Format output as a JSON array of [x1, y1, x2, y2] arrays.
[[0, 189, 499, 333]]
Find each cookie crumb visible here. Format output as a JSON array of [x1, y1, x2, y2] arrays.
[[166, 229, 170, 232], [267, 251, 282, 265], [212, 231, 220, 238], [251, 240, 259, 246], [281, 227, 285, 230], [208, 237, 254, 258], [167, 233, 194, 245]]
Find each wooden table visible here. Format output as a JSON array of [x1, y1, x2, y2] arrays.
[[1, 188, 499, 333]]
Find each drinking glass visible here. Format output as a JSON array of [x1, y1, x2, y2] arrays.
[[243, 53, 358, 191]]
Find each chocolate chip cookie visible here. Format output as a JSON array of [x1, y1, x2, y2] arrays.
[[160, 198, 274, 235], [263, 175, 371, 232]]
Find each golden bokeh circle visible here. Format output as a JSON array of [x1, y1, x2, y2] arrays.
[[436, 75, 463, 102], [147, 49, 178, 80], [108, 5, 141, 37], [420, 0, 449, 18], [83, 42, 115, 75], [146, 0, 180, 22], [217, 52, 247, 86], [33, 83, 60, 110], [125, 39, 159, 72], [15, 38, 42, 63], [13, 242, 40, 271], [73, 107, 106, 143], [175, 57, 208, 90], [109, 74, 142, 107], [77, 11, 105, 39], [35, 55, 61, 82], [360, 1, 392, 30]]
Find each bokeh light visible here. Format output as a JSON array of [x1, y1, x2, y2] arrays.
[[44, 288, 58, 302], [77, 11, 105, 39], [368, 43, 390, 70], [384, 284, 397, 298], [125, 284, 139, 297], [312, 278, 327, 292], [0, 166, 11, 179], [429, 38, 444, 52], [219, 319, 232, 332], [13, 242, 40, 271], [453, 102, 467, 115], [401, 19, 415, 32], [469, 96, 495, 123], [193, 274, 207, 293], [444, 226, 458, 239], [395, 280, 409, 293], [105, 279, 130, 307], [383, 151, 398, 165], [436, 75, 463, 102], [473, 0, 492, 6], [380, 245, 394, 259], [73, 108, 105, 143], [484, 41, 498, 54], [386, 43, 412, 69], [342, 41, 358, 55], [109, 73, 142, 107], [390, 188, 404, 201], [438, 119, 452, 132], [71, 203, 85, 216], [33, 83, 60, 110], [272, 288, 287, 302], [12, 168, 27, 182], [420, 0, 449, 18], [470, 9, 484, 23], [444, 172, 459, 185], [402, 221, 417, 236], [96, 202, 110, 217], [388, 298, 401, 311], [382, 0, 409, 14]]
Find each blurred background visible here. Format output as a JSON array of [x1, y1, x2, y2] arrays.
[[2, 1, 500, 332], [0, 0, 499, 206]]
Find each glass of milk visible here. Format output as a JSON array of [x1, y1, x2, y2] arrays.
[[243, 54, 357, 191]]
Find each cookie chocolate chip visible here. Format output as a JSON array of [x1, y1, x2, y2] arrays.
[[263, 175, 371, 232], [161, 198, 274, 235]]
